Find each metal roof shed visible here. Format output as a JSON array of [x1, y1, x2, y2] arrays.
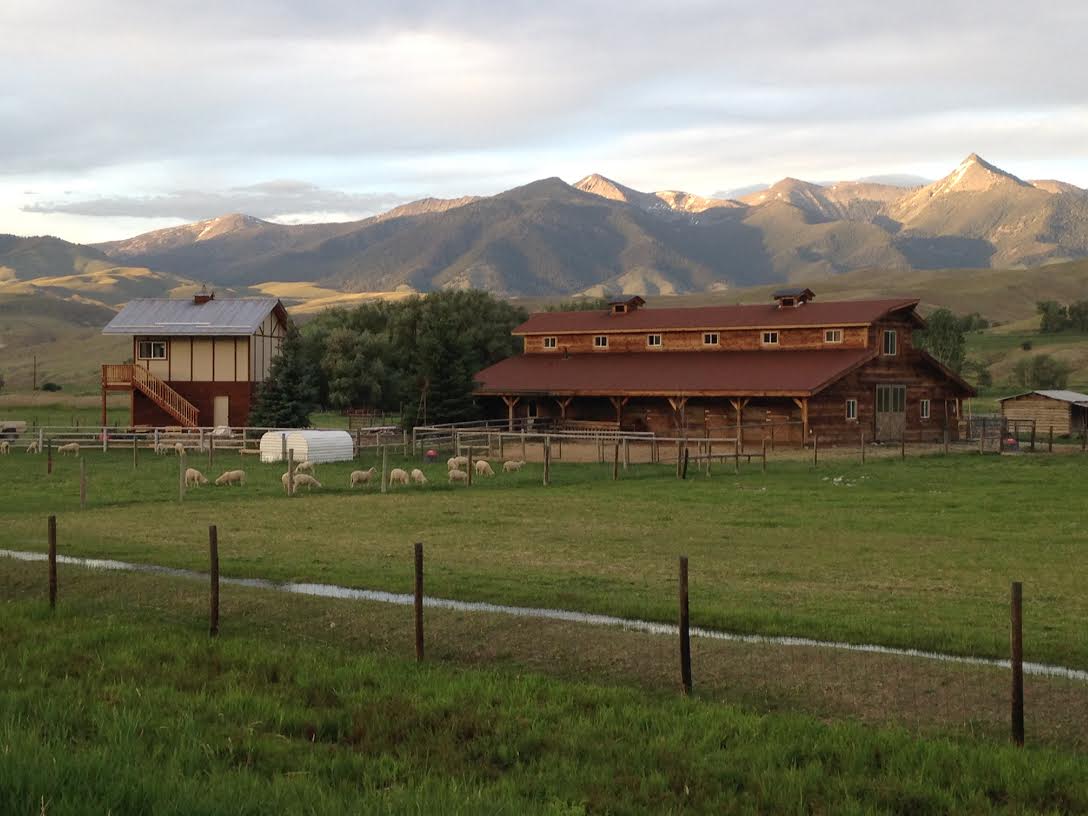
[[259, 430, 354, 464]]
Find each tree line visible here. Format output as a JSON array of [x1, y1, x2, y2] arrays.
[[1036, 301, 1088, 334], [249, 291, 527, 428]]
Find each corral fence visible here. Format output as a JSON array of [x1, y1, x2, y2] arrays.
[[963, 414, 1088, 454], [21, 519, 1084, 751]]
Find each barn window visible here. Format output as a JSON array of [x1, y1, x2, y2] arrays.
[[762, 331, 779, 346], [845, 399, 857, 420], [703, 332, 719, 346], [593, 335, 609, 349], [824, 329, 843, 343], [137, 340, 167, 360], [920, 399, 931, 420], [882, 329, 897, 356], [647, 334, 662, 347], [542, 336, 557, 349]]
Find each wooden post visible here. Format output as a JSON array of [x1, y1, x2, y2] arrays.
[[678, 556, 692, 695], [943, 427, 949, 455], [380, 446, 388, 493], [733, 436, 739, 475], [761, 438, 767, 473], [900, 433, 906, 461], [770, 423, 775, 452], [199, 427, 205, 456], [675, 440, 682, 478], [623, 438, 629, 470], [1029, 423, 1036, 453], [1010, 581, 1024, 747], [706, 441, 712, 477], [542, 437, 551, 486], [1048, 426, 1053, 453], [612, 442, 619, 481], [287, 448, 296, 497], [280, 432, 287, 461], [178, 452, 186, 502], [79, 457, 87, 510], [467, 447, 474, 486], [102, 426, 108, 453], [522, 430, 527, 461], [860, 430, 866, 464], [209, 525, 220, 637], [980, 418, 986, 455], [498, 433, 504, 461], [48, 515, 57, 610], [681, 447, 690, 479], [813, 433, 818, 468], [46, 439, 52, 475], [414, 543, 425, 661], [208, 433, 214, 469], [132, 434, 138, 469]]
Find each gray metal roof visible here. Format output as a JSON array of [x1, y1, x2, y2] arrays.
[[999, 389, 1088, 405], [102, 298, 283, 336]]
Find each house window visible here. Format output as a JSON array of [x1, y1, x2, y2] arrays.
[[542, 336, 557, 349], [593, 335, 608, 349], [920, 399, 931, 420], [882, 329, 897, 356], [762, 331, 779, 346], [703, 332, 719, 346], [845, 399, 858, 420], [824, 329, 843, 343], [647, 334, 662, 347], [137, 340, 167, 360]]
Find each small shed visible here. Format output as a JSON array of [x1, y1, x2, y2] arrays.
[[999, 390, 1088, 436], [259, 430, 354, 463]]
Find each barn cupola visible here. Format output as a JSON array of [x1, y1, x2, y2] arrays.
[[609, 295, 646, 315], [772, 287, 814, 308], [194, 285, 215, 305]]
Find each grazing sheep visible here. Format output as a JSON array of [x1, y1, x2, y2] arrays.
[[174, 442, 185, 455], [349, 467, 377, 487], [295, 460, 315, 473], [447, 455, 469, 471], [502, 460, 526, 473], [410, 468, 428, 485], [474, 459, 495, 477], [152, 442, 169, 455], [57, 442, 80, 456], [389, 467, 409, 486], [448, 468, 469, 484], [214, 469, 246, 486], [26, 440, 40, 454], [0, 441, 10, 455], [281, 471, 292, 492], [292, 473, 322, 491], [184, 467, 209, 487]]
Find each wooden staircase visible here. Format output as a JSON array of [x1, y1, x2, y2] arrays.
[[102, 364, 199, 427]]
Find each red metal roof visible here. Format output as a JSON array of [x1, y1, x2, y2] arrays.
[[474, 348, 878, 398], [514, 298, 920, 335]]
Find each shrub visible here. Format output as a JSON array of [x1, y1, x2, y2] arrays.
[[40, 382, 62, 392], [1013, 354, 1071, 389], [1020, 340, 1033, 351]]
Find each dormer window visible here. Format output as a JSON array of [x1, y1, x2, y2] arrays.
[[772, 288, 815, 308], [593, 335, 609, 349], [762, 331, 779, 346], [613, 303, 627, 314], [609, 295, 646, 315], [647, 334, 662, 348], [542, 336, 557, 349]]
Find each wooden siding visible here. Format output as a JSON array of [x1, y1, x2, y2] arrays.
[[524, 325, 868, 354], [250, 313, 286, 382], [1001, 394, 1079, 436]]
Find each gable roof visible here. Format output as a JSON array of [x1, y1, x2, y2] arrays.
[[513, 298, 920, 335], [102, 298, 287, 336], [474, 348, 878, 398], [999, 389, 1088, 405]]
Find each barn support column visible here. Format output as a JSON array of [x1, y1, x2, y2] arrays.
[[667, 396, 688, 434], [729, 398, 749, 451], [555, 397, 573, 429], [609, 396, 629, 428], [501, 395, 520, 431], [792, 397, 809, 446]]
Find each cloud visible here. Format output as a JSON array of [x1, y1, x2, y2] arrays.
[[22, 181, 412, 221]]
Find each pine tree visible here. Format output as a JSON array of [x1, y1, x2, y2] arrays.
[[248, 324, 319, 427]]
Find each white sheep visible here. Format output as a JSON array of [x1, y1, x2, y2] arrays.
[[447, 455, 469, 471], [281, 471, 292, 492], [174, 442, 185, 455], [389, 467, 409, 486], [295, 460, 315, 473], [57, 442, 80, 456], [292, 473, 322, 491], [448, 468, 469, 484], [502, 460, 526, 473], [184, 467, 209, 487], [152, 442, 169, 455], [26, 440, 40, 454], [349, 467, 377, 487], [0, 441, 10, 454], [410, 468, 428, 485], [474, 459, 495, 477], [214, 469, 246, 486]]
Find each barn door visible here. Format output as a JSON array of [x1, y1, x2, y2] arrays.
[[875, 385, 905, 441], [213, 396, 229, 427]]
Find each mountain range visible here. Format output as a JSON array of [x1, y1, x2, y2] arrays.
[[4, 153, 1088, 302]]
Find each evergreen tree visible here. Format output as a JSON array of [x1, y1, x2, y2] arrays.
[[248, 324, 319, 427]]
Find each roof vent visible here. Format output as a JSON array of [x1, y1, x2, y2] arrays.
[[194, 285, 215, 305], [772, 287, 814, 308], [609, 295, 646, 315]]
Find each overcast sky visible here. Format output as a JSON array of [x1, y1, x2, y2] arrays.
[[3, 0, 1088, 243]]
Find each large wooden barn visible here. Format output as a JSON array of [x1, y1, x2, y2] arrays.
[[999, 390, 1088, 436], [474, 290, 975, 444], [101, 292, 288, 428]]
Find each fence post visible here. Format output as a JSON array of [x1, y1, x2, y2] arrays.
[[980, 418, 986, 455], [281, 433, 287, 461], [623, 438, 630, 470], [733, 436, 739, 475], [1029, 423, 1035, 453], [813, 433, 819, 468], [681, 448, 690, 479], [1048, 426, 1053, 453], [209, 525, 220, 637], [706, 441, 712, 477], [414, 542, 424, 661], [287, 448, 296, 497], [178, 452, 186, 502], [678, 555, 692, 695], [1010, 581, 1024, 746], [943, 426, 949, 455], [761, 438, 767, 473], [46, 439, 52, 475], [380, 446, 388, 493], [860, 429, 866, 464], [102, 426, 108, 453], [522, 430, 527, 461], [208, 433, 214, 469], [132, 434, 138, 469], [542, 437, 551, 486], [467, 447, 474, 486], [900, 433, 906, 461], [79, 457, 87, 510], [48, 515, 57, 611], [498, 433, 504, 461], [612, 442, 619, 481]]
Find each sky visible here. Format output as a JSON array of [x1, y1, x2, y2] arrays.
[[3, 0, 1088, 244]]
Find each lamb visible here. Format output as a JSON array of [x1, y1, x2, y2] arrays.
[[57, 442, 80, 456], [474, 459, 495, 477], [448, 468, 469, 484], [153, 442, 170, 455], [281, 471, 292, 492], [292, 473, 322, 491], [0, 441, 10, 454], [26, 440, 40, 454], [174, 442, 185, 455], [502, 460, 526, 473], [349, 467, 377, 487], [214, 469, 246, 486], [410, 468, 428, 485], [447, 455, 469, 471], [295, 460, 315, 473], [389, 467, 409, 486], [184, 467, 209, 487]]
